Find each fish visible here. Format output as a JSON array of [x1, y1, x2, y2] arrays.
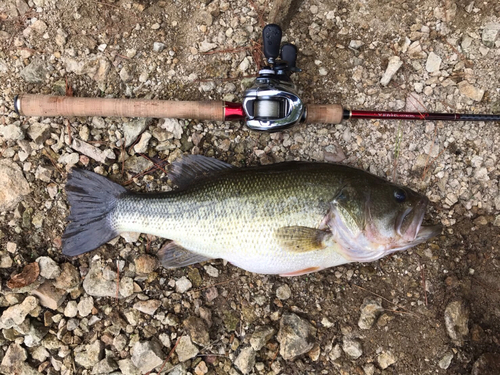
[[62, 155, 441, 276]]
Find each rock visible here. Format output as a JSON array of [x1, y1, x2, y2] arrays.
[[458, 81, 484, 102], [93, 356, 119, 374], [123, 118, 150, 147], [363, 363, 375, 375], [175, 276, 192, 293], [1, 343, 27, 367], [78, 296, 94, 317], [161, 118, 183, 139], [20, 59, 47, 83], [342, 337, 363, 359], [194, 361, 208, 375], [175, 335, 199, 362], [118, 358, 141, 375], [0, 159, 31, 212], [250, 327, 275, 351], [131, 341, 164, 373], [238, 57, 250, 73], [380, 56, 403, 86], [32, 346, 50, 362], [36, 256, 61, 279], [54, 263, 80, 290], [31, 281, 67, 310], [444, 300, 469, 346], [482, 23, 500, 47], [58, 152, 80, 167], [199, 40, 217, 53], [134, 132, 152, 154], [133, 300, 161, 316], [64, 300, 78, 317], [24, 320, 49, 347], [75, 340, 104, 368], [135, 254, 158, 274], [276, 284, 292, 300], [349, 40, 364, 49], [438, 350, 454, 369], [471, 352, 500, 375], [204, 265, 219, 277], [27, 123, 51, 144], [124, 156, 154, 174], [35, 165, 52, 183], [83, 261, 132, 298], [120, 66, 133, 82], [0, 296, 38, 329], [425, 52, 441, 73], [183, 316, 210, 346], [153, 42, 165, 52], [0, 124, 24, 140], [234, 347, 256, 374], [377, 351, 396, 369], [358, 297, 384, 329], [277, 313, 317, 360], [0, 252, 12, 268], [7, 262, 40, 290], [71, 139, 115, 163]]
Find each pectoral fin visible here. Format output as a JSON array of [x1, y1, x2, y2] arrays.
[[275, 226, 332, 253], [157, 241, 211, 268]]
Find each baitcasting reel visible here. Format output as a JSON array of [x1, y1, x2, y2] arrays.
[[242, 24, 305, 131]]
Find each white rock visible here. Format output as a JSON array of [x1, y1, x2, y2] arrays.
[[175, 276, 192, 293], [131, 341, 164, 373], [458, 81, 484, 102], [64, 301, 78, 318], [482, 23, 500, 47], [0, 159, 31, 212], [175, 335, 199, 362], [204, 265, 219, 277], [153, 42, 165, 52], [439, 351, 454, 369], [78, 296, 94, 317], [378, 351, 396, 369], [342, 337, 363, 359], [37, 256, 61, 279], [161, 118, 183, 139], [426, 52, 442, 73], [380, 56, 403, 86], [0, 124, 24, 140], [0, 296, 39, 329], [276, 284, 292, 300], [199, 40, 217, 53], [234, 347, 256, 374]]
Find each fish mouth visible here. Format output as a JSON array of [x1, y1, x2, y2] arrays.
[[396, 197, 441, 243]]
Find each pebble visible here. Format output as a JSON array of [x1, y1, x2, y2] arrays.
[[64, 300, 78, 318], [0, 160, 31, 212], [31, 281, 67, 310], [118, 358, 142, 375], [0, 296, 38, 329], [93, 356, 118, 374], [349, 40, 364, 50], [234, 346, 256, 374], [277, 313, 317, 360], [1, 343, 27, 367], [199, 40, 217, 53], [482, 23, 500, 47], [380, 56, 403, 86], [425, 52, 442, 73], [183, 316, 210, 346], [444, 300, 469, 346], [72, 138, 115, 163], [123, 118, 150, 147], [204, 264, 219, 277], [471, 352, 500, 375], [75, 340, 104, 368], [32, 346, 50, 362], [36, 256, 61, 279], [0, 124, 25, 140], [250, 326, 275, 351], [458, 81, 484, 102], [175, 276, 193, 293], [131, 341, 164, 373], [358, 297, 384, 329], [438, 350, 454, 369], [134, 131, 152, 153], [161, 118, 183, 139], [83, 261, 133, 298], [135, 254, 159, 274], [120, 66, 133, 82], [377, 351, 396, 369], [54, 263, 80, 290], [153, 42, 165, 52], [175, 335, 199, 362], [342, 337, 363, 359], [20, 59, 47, 83], [77, 296, 94, 317], [276, 284, 292, 300], [133, 300, 161, 316]]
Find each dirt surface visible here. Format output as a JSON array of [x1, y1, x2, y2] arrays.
[[0, 0, 499, 374]]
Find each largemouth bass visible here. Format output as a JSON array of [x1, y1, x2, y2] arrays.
[[62, 155, 440, 276]]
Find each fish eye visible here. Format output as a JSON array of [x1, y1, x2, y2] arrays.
[[394, 189, 406, 203]]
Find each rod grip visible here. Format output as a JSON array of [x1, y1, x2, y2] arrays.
[[305, 104, 344, 124], [15, 94, 226, 121]]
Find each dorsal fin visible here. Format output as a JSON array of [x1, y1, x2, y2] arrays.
[[168, 155, 235, 189]]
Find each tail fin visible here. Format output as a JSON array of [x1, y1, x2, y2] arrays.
[[62, 169, 127, 256]]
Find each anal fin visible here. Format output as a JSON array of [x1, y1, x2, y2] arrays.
[[157, 242, 211, 268], [280, 267, 321, 277]]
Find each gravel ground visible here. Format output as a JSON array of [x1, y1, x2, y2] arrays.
[[1, 0, 500, 374]]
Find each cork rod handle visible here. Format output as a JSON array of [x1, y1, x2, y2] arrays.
[[15, 94, 226, 121], [305, 104, 344, 124]]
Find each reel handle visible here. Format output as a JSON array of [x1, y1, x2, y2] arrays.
[[262, 24, 282, 62]]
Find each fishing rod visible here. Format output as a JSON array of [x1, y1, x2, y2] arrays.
[[14, 24, 500, 131]]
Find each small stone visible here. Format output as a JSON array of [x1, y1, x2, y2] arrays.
[[199, 40, 217, 53], [0, 124, 24, 140], [277, 313, 317, 360], [119, 66, 133, 82], [31, 281, 67, 310], [482, 23, 500, 47], [131, 341, 164, 373], [458, 81, 484, 102], [135, 254, 158, 274], [118, 358, 141, 375], [126, 48, 137, 58], [250, 327, 275, 351], [276, 284, 292, 300], [71, 139, 115, 163], [175, 276, 192, 293], [124, 156, 154, 174], [1, 343, 27, 367], [0, 160, 31, 212], [444, 300, 469, 346], [32, 346, 50, 362], [318, 67, 328, 76], [0, 296, 38, 329], [75, 340, 104, 368], [238, 57, 250, 72], [161, 118, 183, 139], [183, 316, 210, 346], [234, 347, 256, 374], [194, 361, 208, 375], [20, 59, 47, 83], [426, 52, 442, 73], [153, 42, 165, 52], [24, 320, 49, 347], [0, 252, 12, 268], [349, 40, 364, 49], [363, 363, 375, 375], [204, 265, 219, 277], [358, 297, 383, 329], [175, 335, 199, 362], [380, 56, 403, 86], [342, 337, 363, 359], [377, 351, 396, 369], [78, 296, 94, 317], [307, 343, 321, 361], [438, 351, 454, 369], [133, 131, 152, 154], [36, 256, 61, 279], [471, 352, 500, 375], [54, 263, 80, 290], [133, 300, 161, 315], [93, 356, 118, 374], [64, 301, 78, 318]]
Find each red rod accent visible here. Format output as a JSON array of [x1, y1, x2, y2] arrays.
[[224, 102, 245, 120], [350, 110, 460, 121]]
